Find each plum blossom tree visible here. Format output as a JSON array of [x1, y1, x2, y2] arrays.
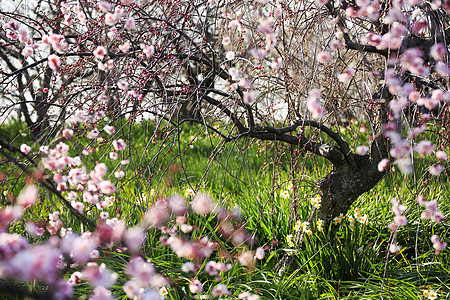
[[2, 0, 448, 228], [0, 0, 449, 297]]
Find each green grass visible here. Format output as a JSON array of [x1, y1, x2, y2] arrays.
[[0, 118, 449, 299]]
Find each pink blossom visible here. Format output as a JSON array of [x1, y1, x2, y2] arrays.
[[388, 222, 398, 231], [435, 61, 450, 76], [98, 1, 113, 13], [144, 204, 168, 227], [181, 262, 196, 273], [192, 193, 214, 215], [95, 163, 108, 178], [7, 31, 18, 40], [265, 33, 277, 49], [389, 243, 401, 253], [212, 284, 231, 297], [243, 91, 258, 105], [238, 251, 255, 266], [98, 180, 116, 195], [20, 144, 31, 154], [356, 146, 369, 155], [390, 22, 407, 38], [109, 152, 118, 160], [124, 17, 136, 30], [429, 164, 444, 176], [119, 41, 130, 53], [249, 48, 267, 59], [141, 44, 155, 57], [22, 46, 33, 58], [431, 235, 447, 254], [316, 0, 329, 6], [330, 39, 344, 50], [16, 185, 38, 208], [82, 263, 118, 288], [205, 261, 218, 275], [68, 271, 83, 285], [114, 170, 125, 178], [126, 257, 155, 287], [99, 211, 109, 219], [61, 129, 74, 138], [255, 247, 265, 260], [112, 139, 127, 151], [274, 6, 283, 17], [414, 141, 435, 156], [430, 43, 447, 61], [394, 215, 408, 226], [317, 51, 330, 63], [226, 51, 235, 60], [189, 278, 203, 293], [48, 54, 61, 71], [71, 201, 85, 214], [62, 234, 99, 263], [222, 36, 231, 46], [307, 89, 325, 119], [124, 226, 145, 253], [168, 195, 187, 215], [25, 222, 45, 236], [103, 125, 115, 135], [338, 67, 355, 83], [78, 12, 87, 24], [8, 245, 61, 284], [436, 151, 447, 160], [87, 128, 100, 139], [228, 19, 243, 31], [123, 280, 141, 298], [395, 157, 412, 174], [0, 233, 28, 259], [117, 80, 129, 91], [257, 17, 274, 34], [104, 13, 118, 26], [378, 158, 389, 172], [93, 46, 107, 60], [90, 286, 113, 300], [180, 224, 193, 233]]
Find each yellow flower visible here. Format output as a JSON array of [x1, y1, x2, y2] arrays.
[[317, 219, 324, 232], [354, 207, 361, 218], [428, 290, 438, 300], [105, 196, 115, 208], [287, 181, 294, 191], [3, 190, 9, 196], [301, 221, 310, 231], [358, 214, 369, 225], [333, 213, 344, 225], [294, 221, 301, 232], [310, 195, 322, 209], [280, 190, 289, 199], [184, 188, 195, 198], [159, 286, 168, 298], [286, 234, 294, 247]]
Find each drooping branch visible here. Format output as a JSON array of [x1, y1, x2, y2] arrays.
[[325, 2, 390, 57], [0, 137, 96, 230]]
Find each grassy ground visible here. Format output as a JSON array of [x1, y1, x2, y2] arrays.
[[0, 118, 449, 299]]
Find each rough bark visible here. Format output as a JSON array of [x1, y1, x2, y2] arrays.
[[312, 152, 388, 229]]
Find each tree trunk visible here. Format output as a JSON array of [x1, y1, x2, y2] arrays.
[[312, 153, 387, 229]]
